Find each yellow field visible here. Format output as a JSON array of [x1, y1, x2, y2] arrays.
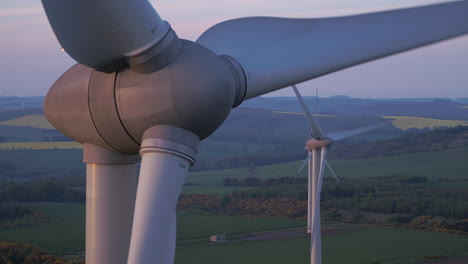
[[0, 115, 53, 129], [0, 141, 82, 150], [2, 113, 468, 132], [272, 111, 337, 117], [383, 116, 468, 130], [273, 111, 468, 130]]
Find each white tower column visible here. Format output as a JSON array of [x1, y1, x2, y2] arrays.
[[307, 150, 313, 234], [83, 144, 140, 264], [311, 149, 322, 264]]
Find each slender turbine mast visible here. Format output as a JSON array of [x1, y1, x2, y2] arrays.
[[39, 0, 468, 263]]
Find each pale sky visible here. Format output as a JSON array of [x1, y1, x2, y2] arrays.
[[0, 0, 467, 98]]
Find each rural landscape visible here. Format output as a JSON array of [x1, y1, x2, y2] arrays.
[[0, 95, 467, 264]]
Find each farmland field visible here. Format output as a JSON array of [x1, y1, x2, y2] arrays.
[[186, 147, 468, 187], [382, 116, 468, 130], [0, 146, 465, 191], [0, 203, 85, 255], [175, 226, 468, 264], [271, 111, 337, 117], [0, 203, 304, 254], [0, 114, 53, 129], [0, 141, 82, 150], [1, 203, 467, 264], [0, 149, 83, 170], [272, 111, 468, 130]]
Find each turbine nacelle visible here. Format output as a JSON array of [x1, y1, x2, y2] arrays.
[[44, 40, 246, 155], [305, 137, 333, 151]]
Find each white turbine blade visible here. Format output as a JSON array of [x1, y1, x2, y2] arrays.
[[197, 1, 468, 99], [325, 160, 340, 183], [327, 123, 387, 141], [310, 147, 328, 253], [128, 151, 190, 264], [42, 0, 169, 69], [298, 151, 313, 173], [292, 85, 325, 139]]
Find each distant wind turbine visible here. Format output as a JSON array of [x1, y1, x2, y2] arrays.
[[292, 85, 385, 264]]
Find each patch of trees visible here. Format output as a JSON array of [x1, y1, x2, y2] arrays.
[[177, 194, 306, 219], [232, 185, 307, 201], [216, 175, 468, 221], [320, 176, 468, 220], [0, 241, 83, 264], [191, 152, 305, 171], [0, 201, 48, 228], [402, 215, 468, 235], [1, 181, 84, 203], [223, 177, 307, 186]]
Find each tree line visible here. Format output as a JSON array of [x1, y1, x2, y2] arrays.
[[1, 181, 84, 204]]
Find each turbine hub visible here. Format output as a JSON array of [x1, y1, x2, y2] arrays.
[[305, 137, 333, 151]]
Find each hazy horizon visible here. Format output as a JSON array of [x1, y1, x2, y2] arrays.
[[1, 94, 467, 100]]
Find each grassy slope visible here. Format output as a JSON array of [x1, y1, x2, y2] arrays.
[[2, 203, 467, 264], [0, 149, 83, 170], [0, 203, 85, 255], [186, 147, 468, 188], [176, 226, 468, 264], [0, 125, 55, 142], [177, 212, 304, 240], [0, 203, 304, 254], [0, 141, 82, 150], [274, 111, 468, 130]]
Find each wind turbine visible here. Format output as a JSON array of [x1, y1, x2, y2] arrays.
[[39, 0, 468, 263], [292, 85, 386, 264]]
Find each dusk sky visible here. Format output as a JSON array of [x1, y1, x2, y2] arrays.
[[0, 0, 467, 98]]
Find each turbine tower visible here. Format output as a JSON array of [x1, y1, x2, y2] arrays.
[[39, 0, 468, 263]]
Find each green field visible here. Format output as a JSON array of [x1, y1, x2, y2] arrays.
[[0, 114, 53, 130], [0, 203, 304, 254], [177, 212, 304, 240], [0, 141, 82, 150], [273, 111, 468, 130], [0, 203, 85, 255], [176, 226, 468, 264], [186, 147, 468, 189], [0, 149, 83, 170], [0, 147, 465, 195], [329, 147, 468, 180], [2, 203, 467, 264]]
